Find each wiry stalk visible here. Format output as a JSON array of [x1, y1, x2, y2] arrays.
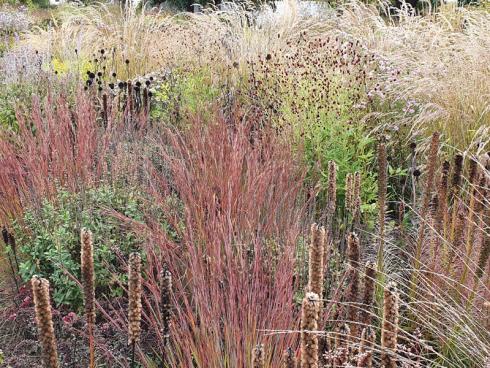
[[81, 229, 96, 368], [301, 292, 320, 368], [31, 276, 59, 368], [381, 282, 399, 368]]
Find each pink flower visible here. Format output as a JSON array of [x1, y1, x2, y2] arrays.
[[8, 313, 17, 321], [20, 296, 31, 308], [62, 312, 78, 325]]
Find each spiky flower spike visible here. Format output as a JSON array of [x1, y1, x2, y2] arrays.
[[283, 347, 296, 368], [346, 233, 360, 338], [81, 229, 96, 368], [301, 292, 320, 368], [359, 326, 375, 354], [31, 276, 59, 368], [353, 172, 362, 226], [359, 261, 376, 328], [308, 224, 325, 298], [449, 154, 464, 244], [437, 160, 451, 238], [412, 132, 439, 301], [381, 282, 399, 368], [327, 160, 337, 224], [377, 142, 387, 275], [252, 344, 265, 368], [128, 252, 142, 346], [160, 264, 172, 348], [345, 173, 354, 213]]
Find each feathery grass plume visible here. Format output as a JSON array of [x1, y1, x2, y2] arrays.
[[411, 132, 439, 301], [308, 224, 325, 298], [160, 264, 172, 349], [449, 154, 464, 244], [301, 292, 320, 368], [128, 252, 142, 367], [376, 142, 387, 277], [345, 173, 354, 213], [283, 347, 296, 368], [437, 160, 451, 239], [359, 261, 376, 328], [31, 276, 59, 368], [81, 228, 96, 368], [346, 233, 360, 338], [252, 344, 265, 368], [381, 282, 399, 368]]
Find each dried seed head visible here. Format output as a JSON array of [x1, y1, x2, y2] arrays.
[[346, 233, 360, 337], [308, 224, 325, 298], [359, 261, 376, 327], [283, 347, 296, 368], [327, 160, 337, 219], [381, 282, 399, 368], [160, 264, 172, 346], [252, 344, 265, 368], [128, 252, 142, 345], [301, 292, 320, 368], [81, 229, 95, 326], [345, 173, 354, 212], [31, 276, 59, 368]]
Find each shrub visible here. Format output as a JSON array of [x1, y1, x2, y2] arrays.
[[15, 186, 144, 309]]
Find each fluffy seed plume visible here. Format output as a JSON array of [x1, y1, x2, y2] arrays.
[[308, 224, 325, 298], [128, 252, 142, 346], [31, 276, 59, 368], [381, 282, 399, 368], [301, 292, 320, 368], [252, 344, 265, 368], [81, 228, 96, 368]]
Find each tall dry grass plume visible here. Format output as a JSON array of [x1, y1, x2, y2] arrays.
[[301, 292, 320, 368], [31, 276, 59, 368], [80, 228, 96, 368]]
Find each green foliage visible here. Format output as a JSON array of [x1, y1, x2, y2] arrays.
[[15, 186, 144, 310], [151, 68, 221, 125]]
